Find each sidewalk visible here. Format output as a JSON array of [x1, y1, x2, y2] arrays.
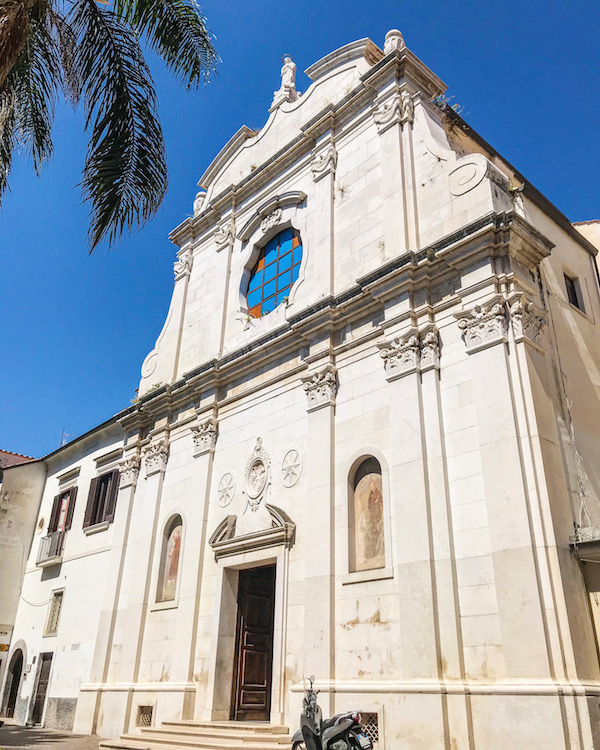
[[0, 720, 103, 749]]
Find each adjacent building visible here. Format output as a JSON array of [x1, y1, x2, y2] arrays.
[[2, 30, 600, 749]]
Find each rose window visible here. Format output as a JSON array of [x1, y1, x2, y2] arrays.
[[246, 228, 302, 317]]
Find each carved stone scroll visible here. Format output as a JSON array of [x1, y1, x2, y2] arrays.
[[311, 145, 337, 182], [173, 250, 193, 281], [378, 332, 420, 380], [143, 437, 169, 477], [260, 208, 283, 233], [509, 295, 546, 346], [455, 297, 508, 353], [373, 94, 401, 134], [214, 219, 235, 249], [119, 455, 141, 488]]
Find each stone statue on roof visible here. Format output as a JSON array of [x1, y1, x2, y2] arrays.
[[271, 55, 300, 110]]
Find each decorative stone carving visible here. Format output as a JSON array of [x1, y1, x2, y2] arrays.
[[455, 298, 508, 352], [282, 449, 302, 487], [209, 504, 296, 560], [311, 145, 337, 182], [118, 455, 141, 488], [260, 208, 283, 233], [400, 90, 414, 124], [245, 437, 271, 511], [271, 55, 300, 109], [378, 333, 420, 380], [214, 219, 235, 248], [383, 28, 405, 55], [173, 250, 192, 281], [193, 189, 206, 217], [301, 366, 337, 411], [420, 328, 441, 370], [217, 472, 235, 508], [449, 153, 510, 197], [143, 438, 169, 477], [373, 94, 401, 134], [509, 296, 546, 345], [191, 417, 218, 456]]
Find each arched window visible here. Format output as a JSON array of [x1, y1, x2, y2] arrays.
[[246, 228, 302, 318], [157, 515, 183, 603], [349, 458, 385, 572]]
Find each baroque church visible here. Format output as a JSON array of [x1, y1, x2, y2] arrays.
[[2, 29, 600, 750]]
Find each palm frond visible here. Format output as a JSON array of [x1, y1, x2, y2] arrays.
[[0, 86, 16, 199], [46, 6, 81, 106], [0, 0, 32, 88], [113, 0, 218, 89], [8, 2, 62, 174], [70, 0, 167, 249]]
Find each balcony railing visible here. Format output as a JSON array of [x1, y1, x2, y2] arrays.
[[36, 530, 66, 567]]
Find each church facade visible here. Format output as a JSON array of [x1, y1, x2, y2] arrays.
[[3, 30, 600, 750]]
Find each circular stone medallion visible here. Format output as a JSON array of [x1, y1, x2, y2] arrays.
[[282, 449, 302, 487], [217, 472, 235, 508], [246, 458, 267, 499]]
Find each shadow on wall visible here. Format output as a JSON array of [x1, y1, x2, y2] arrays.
[[0, 723, 102, 748]]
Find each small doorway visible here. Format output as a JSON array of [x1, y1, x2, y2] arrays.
[[31, 652, 52, 725], [3, 649, 23, 718], [231, 565, 276, 721]]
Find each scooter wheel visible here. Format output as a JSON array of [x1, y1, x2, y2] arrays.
[[292, 743, 306, 750]]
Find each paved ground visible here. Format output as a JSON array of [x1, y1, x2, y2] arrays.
[[0, 721, 103, 749]]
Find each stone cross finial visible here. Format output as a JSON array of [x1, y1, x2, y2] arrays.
[[271, 55, 300, 109]]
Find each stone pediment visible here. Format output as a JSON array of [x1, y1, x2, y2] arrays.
[[208, 504, 295, 561]]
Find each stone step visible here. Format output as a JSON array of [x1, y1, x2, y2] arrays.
[[99, 720, 294, 750]]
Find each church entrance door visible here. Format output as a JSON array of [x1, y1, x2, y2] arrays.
[[231, 565, 276, 721]]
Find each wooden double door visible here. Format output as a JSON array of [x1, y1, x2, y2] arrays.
[[231, 565, 276, 721]]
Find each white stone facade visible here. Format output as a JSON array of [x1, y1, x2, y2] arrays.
[[3, 32, 600, 749]]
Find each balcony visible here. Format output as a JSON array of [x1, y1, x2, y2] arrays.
[[37, 531, 66, 567]]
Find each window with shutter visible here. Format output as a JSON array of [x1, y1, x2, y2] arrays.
[[83, 470, 121, 529], [48, 488, 77, 533]]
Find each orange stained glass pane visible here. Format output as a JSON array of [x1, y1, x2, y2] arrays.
[[257, 257, 265, 270], [249, 304, 262, 318], [292, 235, 300, 248]]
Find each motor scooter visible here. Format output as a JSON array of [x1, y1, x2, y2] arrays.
[[291, 676, 373, 750]]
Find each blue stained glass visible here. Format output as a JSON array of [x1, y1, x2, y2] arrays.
[[264, 262, 277, 282], [248, 270, 262, 291], [293, 245, 303, 264], [291, 264, 300, 282], [262, 296, 276, 313], [279, 237, 292, 254], [264, 244, 278, 266], [263, 278, 276, 299], [247, 289, 261, 307], [277, 270, 291, 290], [276, 289, 288, 305], [280, 228, 292, 243], [279, 252, 291, 272]]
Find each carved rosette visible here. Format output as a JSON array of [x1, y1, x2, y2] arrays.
[[245, 437, 271, 511], [455, 298, 508, 352], [509, 296, 546, 346], [214, 220, 235, 249], [143, 438, 169, 477], [301, 366, 338, 412], [260, 209, 283, 233], [191, 417, 218, 457], [311, 146, 337, 182], [173, 250, 193, 281], [118, 455, 141, 488]]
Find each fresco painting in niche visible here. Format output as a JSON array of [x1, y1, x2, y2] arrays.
[[353, 459, 385, 571], [160, 521, 182, 602]]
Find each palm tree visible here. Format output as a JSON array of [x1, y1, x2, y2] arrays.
[[0, 0, 217, 248]]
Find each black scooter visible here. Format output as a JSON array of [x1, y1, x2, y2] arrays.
[[291, 676, 373, 750]]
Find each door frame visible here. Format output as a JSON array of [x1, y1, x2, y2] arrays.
[[205, 548, 290, 724], [2, 647, 24, 718], [29, 651, 53, 725]]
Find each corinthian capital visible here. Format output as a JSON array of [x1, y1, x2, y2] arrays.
[[301, 366, 337, 412], [378, 332, 420, 380], [143, 437, 169, 477], [455, 297, 508, 353], [191, 417, 218, 457], [508, 294, 547, 346], [118, 454, 141, 488]]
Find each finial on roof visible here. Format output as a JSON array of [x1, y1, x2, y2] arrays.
[[271, 55, 300, 110], [193, 189, 206, 217], [384, 29, 405, 55]]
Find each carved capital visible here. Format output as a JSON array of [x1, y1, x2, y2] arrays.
[[143, 437, 169, 477], [455, 297, 508, 353], [260, 208, 282, 233], [118, 455, 141, 488], [509, 295, 546, 346], [173, 250, 193, 281], [373, 94, 401, 134], [378, 332, 420, 380], [191, 417, 218, 457], [311, 145, 337, 182], [301, 366, 337, 412], [214, 219, 235, 249], [420, 328, 441, 371]]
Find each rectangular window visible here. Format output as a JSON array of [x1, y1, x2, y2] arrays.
[[564, 273, 585, 312], [44, 590, 64, 636], [48, 487, 78, 534], [83, 469, 120, 528]]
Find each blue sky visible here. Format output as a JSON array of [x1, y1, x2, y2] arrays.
[[1, 0, 599, 458]]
